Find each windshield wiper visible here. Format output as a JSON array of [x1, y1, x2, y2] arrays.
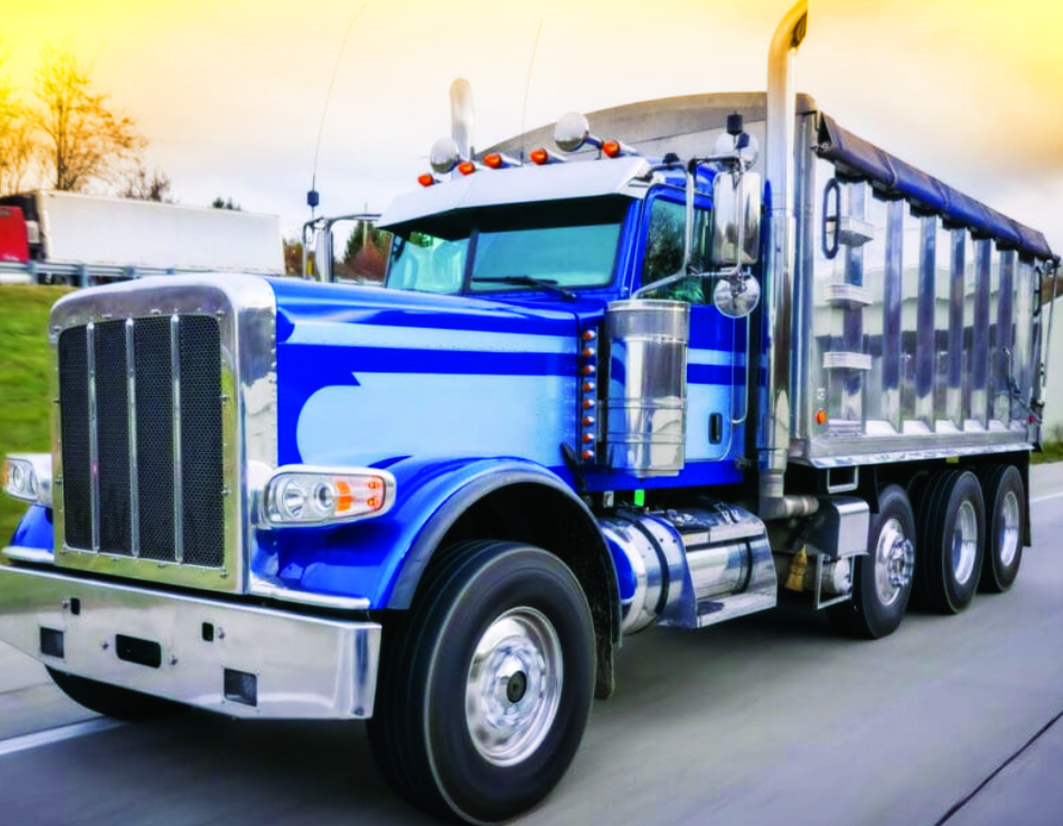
[[470, 275, 577, 301]]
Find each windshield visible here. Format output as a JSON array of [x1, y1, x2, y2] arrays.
[[385, 196, 627, 296]]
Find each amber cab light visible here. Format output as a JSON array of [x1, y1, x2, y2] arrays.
[[530, 148, 549, 165], [418, 173, 436, 187], [458, 161, 476, 176], [483, 153, 504, 169], [602, 140, 622, 158]]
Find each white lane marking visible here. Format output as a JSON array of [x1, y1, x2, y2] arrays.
[[0, 718, 124, 758], [1031, 492, 1063, 505]]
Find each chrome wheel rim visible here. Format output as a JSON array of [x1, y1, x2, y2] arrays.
[[465, 606, 563, 767], [999, 491, 1020, 567], [952, 500, 978, 585], [875, 517, 914, 607]]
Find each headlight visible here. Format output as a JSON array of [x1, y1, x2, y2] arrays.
[[2, 454, 52, 507], [265, 467, 395, 526]]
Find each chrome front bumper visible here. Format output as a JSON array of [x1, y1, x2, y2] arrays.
[[0, 566, 380, 719]]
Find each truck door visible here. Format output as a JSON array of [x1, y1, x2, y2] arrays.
[[636, 189, 741, 463]]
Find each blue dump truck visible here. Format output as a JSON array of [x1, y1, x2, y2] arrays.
[[1, 2, 1059, 822]]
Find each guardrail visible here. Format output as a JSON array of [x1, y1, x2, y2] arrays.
[[0, 261, 278, 288]]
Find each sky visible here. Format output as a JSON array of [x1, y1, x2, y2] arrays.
[[2, 0, 1062, 251]]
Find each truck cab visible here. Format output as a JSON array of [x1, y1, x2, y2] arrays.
[[2, 3, 1058, 823]]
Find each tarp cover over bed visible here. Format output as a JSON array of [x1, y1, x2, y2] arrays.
[[814, 113, 1056, 263]]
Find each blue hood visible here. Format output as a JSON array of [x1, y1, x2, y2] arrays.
[[268, 278, 596, 471]]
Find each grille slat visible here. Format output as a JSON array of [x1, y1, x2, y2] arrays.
[[59, 314, 224, 570], [179, 316, 225, 568], [58, 328, 91, 550], [95, 320, 132, 555], [135, 316, 176, 561]]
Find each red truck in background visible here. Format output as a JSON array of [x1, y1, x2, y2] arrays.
[[0, 206, 30, 264]]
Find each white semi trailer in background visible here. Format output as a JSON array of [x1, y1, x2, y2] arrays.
[[0, 191, 284, 285]]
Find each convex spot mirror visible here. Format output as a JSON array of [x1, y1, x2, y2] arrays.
[[554, 112, 592, 153], [713, 275, 761, 318], [430, 136, 462, 174], [710, 170, 761, 268]]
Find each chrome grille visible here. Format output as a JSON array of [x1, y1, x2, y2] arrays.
[[58, 315, 225, 568]]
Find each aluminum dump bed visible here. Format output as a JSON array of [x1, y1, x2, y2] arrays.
[[790, 111, 1056, 467]]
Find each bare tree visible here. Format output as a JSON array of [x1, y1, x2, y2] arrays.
[[0, 49, 39, 195], [31, 44, 144, 192], [120, 163, 174, 202]]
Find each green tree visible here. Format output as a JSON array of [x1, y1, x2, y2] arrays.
[[339, 220, 391, 282], [31, 44, 144, 192], [342, 219, 386, 264], [283, 238, 304, 276], [211, 196, 241, 210]]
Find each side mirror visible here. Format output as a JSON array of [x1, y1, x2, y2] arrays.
[[313, 225, 334, 283], [711, 171, 761, 268]]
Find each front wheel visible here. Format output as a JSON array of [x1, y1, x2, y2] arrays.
[[368, 541, 596, 824]]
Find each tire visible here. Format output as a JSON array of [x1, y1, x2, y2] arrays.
[[979, 464, 1024, 592], [914, 470, 985, 613], [367, 541, 596, 824], [46, 668, 181, 721], [828, 484, 916, 639]]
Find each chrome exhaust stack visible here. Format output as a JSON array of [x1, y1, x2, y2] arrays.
[[760, 0, 810, 521]]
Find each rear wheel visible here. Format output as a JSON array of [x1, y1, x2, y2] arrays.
[[828, 484, 916, 639], [979, 464, 1024, 592], [915, 470, 985, 613], [367, 541, 595, 824], [46, 668, 181, 721]]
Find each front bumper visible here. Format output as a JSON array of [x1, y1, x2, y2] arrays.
[[0, 565, 380, 719]]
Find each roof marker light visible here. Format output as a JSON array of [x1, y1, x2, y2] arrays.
[[601, 139, 637, 158], [483, 152, 521, 169], [530, 147, 565, 165], [458, 161, 477, 176], [418, 173, 437, 187]]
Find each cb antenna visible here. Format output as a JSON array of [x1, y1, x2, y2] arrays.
[[308, 2, 369, 217], [519, 19, 544, 164]]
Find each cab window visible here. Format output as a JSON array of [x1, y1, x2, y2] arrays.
[[640, 197, 711, 302]]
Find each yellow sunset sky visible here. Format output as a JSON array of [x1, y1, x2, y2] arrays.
[[2, 0, 1062, 251]]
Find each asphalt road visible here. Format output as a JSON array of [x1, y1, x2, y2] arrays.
[[3, 464, 1063, 826]]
